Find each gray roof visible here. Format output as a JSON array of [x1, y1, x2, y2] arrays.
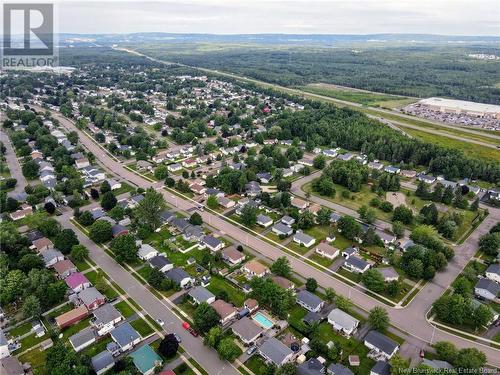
[[294, 231, 315, 244], [365, 331, 399, 356], [160, 210, 175, 223], [202, 235, 222, 249], [378, 267, 399, 280], [298, 358, 324, 375], [41, 249, 63, 263], [257, 214, 273, 225], [281, 215, 295, 225], [328, 308, 359, 331], [69, 326, 96, 348], [421, 359, 453, 370], [165, 268, 191, 284], [111, 322, 141, 348], [188, 286, 215, 303], [0, 329, 7, 346], [131, 194, 144, 203], [486, 264, 500, 276], [297, 290, 323, 310], [171, 217, 190, 231], [184, 225, 204, 239], [111, 224, 128, 236], [0, 356, 24, 375], [149, 255, 172, 269], [303, 311, 322, 325], [371, 361, 391, 375], [475, 278, 500, 296], [345, 256, 370, 270], [231, 317, 263, 342], [259, 337, 293, 366], [78, 287, 105, 305], [91, 350, 115, 373], [273, 222, 293, 235], [92, 304, 122, 326], [327, 363, 354, 375]]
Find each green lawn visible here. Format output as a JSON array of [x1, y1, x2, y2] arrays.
[[304, 225, 332, 241], [112, 181, 135, 196], [287, 241, 314, 255], [14, 332, 48, 354], [7, 321, 33, 338], [61, 317, 91, 340], [19, 348, 46, 375], [137, 265, 152, 280], [244, 355, 269, 375], [72, 258, 92, 271], [206, 276, 246, 307], [114, 300, 136, 318], [80, 336, 113, 358], [130, 317, 155, 337], [174, 362, 196, 375], [84, 270, 99, 284], [308, 253, 335, 268]]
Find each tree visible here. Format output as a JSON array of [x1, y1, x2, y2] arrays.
[[44, 202, 56, 214], [39, 218, 61, 237], [154, 165, 169, 180], [277, 363, 298, 375], [135, 188, 166, 230], [362, 269, 385, 293], [368, 306, 390, 331], [101, 191, 117, 211], [337, 216, 361, 240], [406, 258, 424, 279], [392, 205, 413, 225], [204, 326, 223, 348], [271, 257, 292, 278], [193, 302, 220, 332], [386, 281, 400, 296], [298, 211, 315, 229], [306, 277, 318, 292], [454, 348, 486, 370], [100, 180, 111, 194], [470, 198, 479, 212], [22, 160, 39, 179], [78, 211, 95, 226], [147, 267, 165, 289], [189, 212, 203, 226], [316, 207, 332, 226], [313, 155, 326, 169], [392, 221, 404, 239], [22, 295, 41, 318], [108, 206, 125, 221], [207, 195, 219, 209], [70, 245, 89, 262], [18, 253, 45, 272], [325, 288, 336, 303], [217, 338, 241, 362], [89, 220, 113, 243], [54, 229, 79, 254], [442, 186, 454, 205], [358, 205, 376, 224], [479, 233, 499, 256], [158, 334, 179, 358], [46, 341, 90, 374], [390, 354, 410, 374], [241, 205, 258, 227], [111, 234, 137, 263], [434, 341, 458, 364], [452, 276, 472, 297], [90, 188, 99, 200]]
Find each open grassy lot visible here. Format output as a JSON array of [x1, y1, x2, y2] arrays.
[[7, 321, 34, 337], [19, 348, 46, 375], [206, 275, 246, 307], [308, 253, 335, 268], [61, 317, 91, 340]]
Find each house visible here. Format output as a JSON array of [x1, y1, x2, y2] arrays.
[[217, 196, 235, 208], [69, 327, 96, 352], [231, 317, 264, 345], [159, 210, 175, 225], [182, 159, 197, 168], [398, 239, 415, 252], [182, 225, 204, 242], [257, 214, 273, 228], [343, 256, 371, 274], [53, 259, 77, 278], [138, 244, 158, 261], [308, 203, 322, 216], [108, 179, 122, 190], [298, 158, 314, 167], [376, 230, 396, 245], [200, 235, 223, 252], [55, 306, 89, 329], [259, 337, 294, 366], [330, 212, 342, 223], [78, 287, 106, 310], [65, 272, 91, 293], [368, 162, 384, 171], [298, 357, 325, 375], [378, 267, 399, 282], [110, 323, 141, 352], [327, 363, 354, 375], [272, 223, 293, 237], [384, 166, 400, 174], [9, 204, 33, 221], [75, 157, 90, 169], [291, 197, 309, 210], [244, 298, 259, 313], [91, 350, 115, 375], [222, 246, 246, 265], [296, 290, 324, 313], [167, 163, 182, 172], [165, 268, 194, 288], [128, 194, 145, 208], [0, 330, 9, 359], [40, 248, 65, 267], [0, 356, 24, 375], [242, 260, 269, 278], [130, 345, 163, 375], [188, 286, 216, 305], [32, 237, 53, 252], [293, 231, 315, 248], [364, 331, 399, 360], [370, 361, 391, 375], [271, 276, 294, 290], [328, 308, 359, 337], [211, 299, 237, 324], [148, 255, 173, 273], [137, 160, 152, 171], [400, 170, 417, 178], [282, 168, 293, 178], [315, 242, 340, 260], [190, 183, 206, 195], [111, 224, 129, 238], [418, 174, 436, 184], [256, 172, 272, 184], [474, 279, 500, 301], [281, 215, 295, 226], [338, 153, 355, 161], [421, 359, 454, 371], [91, 304, 123, 336], [485, 264, 500, 283], [245, 181, 261, 197]]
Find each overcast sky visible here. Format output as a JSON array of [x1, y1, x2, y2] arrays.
[[53, 0, 499, 35]]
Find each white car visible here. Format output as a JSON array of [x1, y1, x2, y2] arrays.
[[156, 319, 164, 326]]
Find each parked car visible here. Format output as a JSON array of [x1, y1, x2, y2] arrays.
[[156, 319, 164, 326], [246, 345, 257, 355]]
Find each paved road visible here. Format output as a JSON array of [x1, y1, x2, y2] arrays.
[[0, 128, 28, 195], [40, 107, 500, 366]]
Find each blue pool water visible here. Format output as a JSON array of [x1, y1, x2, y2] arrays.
[[252, 312, 274, 329]]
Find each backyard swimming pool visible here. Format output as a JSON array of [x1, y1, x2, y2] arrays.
[[252, 311, 275, 329]]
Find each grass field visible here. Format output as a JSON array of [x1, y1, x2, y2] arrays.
[[114, 300, 136, 318], [207, 275, 246, 307]]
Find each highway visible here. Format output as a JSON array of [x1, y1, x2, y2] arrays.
[[43, 107, 500, 367]]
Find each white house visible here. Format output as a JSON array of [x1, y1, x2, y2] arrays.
[[485, 264, 500, 283], [315, 242, 339, 260], [138, 244, 158, 261], [293, 231, 315, 248], [296, 290, 324, 313], [343, 256, 371, 274], [168, 163, 182, 172], [91, 304, 123, 336], [328, 308, 360, 337]]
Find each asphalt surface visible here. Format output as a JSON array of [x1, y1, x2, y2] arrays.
[[0, 128, 28, 195]]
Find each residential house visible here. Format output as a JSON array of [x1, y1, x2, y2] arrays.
[[55, 306, 89, 329], [91, 350, 115, 375], [222, 246, 246, 265], [148, 255, 173, 273], [485, 264, 500, 283], [182, 159, 197, 168], [271, 276, 294, 290], [91, 304, 123, 336], [291, 197, 309, 211], [65, 272, 91, 293], [257, 214, 273, 228], [368, 162, 384, 171], [376, 230, 396, 245], [297, 357, 325, 375], [378, 267, 399, 282], [245, 181, 261, 197], [53, 259, 77, 278], [328, 308, 359, 337], [108, 179, 122, 190], [343, 256, 371, 274], [211, 299, 237, 325], [418, 174, 436, 184], [40, 248, 65, 267], [9, 204, 33, 221], [364, 331, 399, 360], [138, 244, 158, 261], [327, 363, 354, 375], [200, 235, 224, 252], [78, 287, 106, 310], [259, 337, 294, 366], [231, 317, 264, 345], [189, 286, 216, 305], [298, 158, 314, 167], [384, 166, 400, 174], [315, 242, 340, 260], [272, 223, 293, 237], [69, 327, 96, 352], [168, 163, 182, 172], [217, 196, 235, 208], [474, 279, 500, 301], [244, 298, 259, 313], [110, 323, 141, 352], [281, 215, 295, 226], [128, 194, 145, 208], [136, 160, 152, 171], [0, 356, 24, 375], [256, 172, 272, 184], [400, 170, 417, 178], [420, 359, 453, 371], [370, 361, 391, 375], [293, 231, 315, 248], [296, 290, 324, 313], [165, 268, 194, 288], [75, 158, 90, 169], [0, 330, 9, 359], [242, 260, 269, 278], [130, 345, 163, 375], [111, 224, 129, 238], [32, 237, 53, 252]]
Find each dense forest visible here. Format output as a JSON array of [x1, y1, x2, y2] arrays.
[[135, 44, 500, 104]]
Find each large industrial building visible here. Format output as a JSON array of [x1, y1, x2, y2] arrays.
[[417, 97, 500, 119]]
